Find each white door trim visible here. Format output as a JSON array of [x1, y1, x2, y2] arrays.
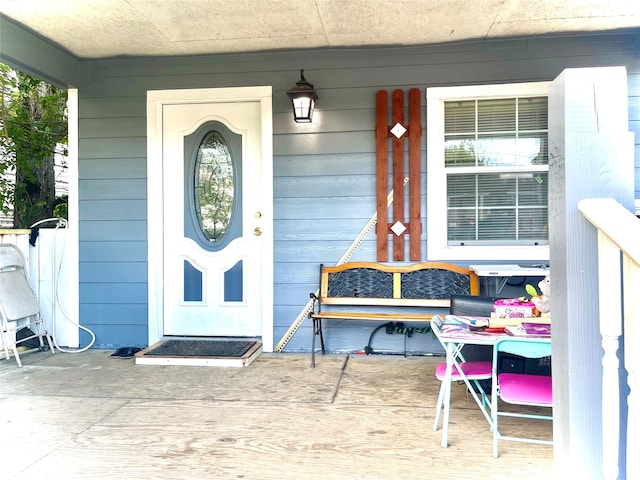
[[146, 86, 273, 351]]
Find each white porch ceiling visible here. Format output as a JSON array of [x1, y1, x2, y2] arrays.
[[1, 0, 639, 60]]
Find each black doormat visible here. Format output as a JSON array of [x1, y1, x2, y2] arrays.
[[143, 340, 256, 358]]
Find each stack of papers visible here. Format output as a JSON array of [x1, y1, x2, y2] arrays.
[[443, 315, 490, 328], [488, 316, 551, 327]]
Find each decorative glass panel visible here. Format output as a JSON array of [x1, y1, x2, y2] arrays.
[[184, 260, 203, 302], [224, 260, 243, 302], [194, 131, 234, 243]]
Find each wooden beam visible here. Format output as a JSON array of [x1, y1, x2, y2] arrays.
[[392, 89, 405, 261], [376, 90, 389, 261], [408, 88, 422, 260]]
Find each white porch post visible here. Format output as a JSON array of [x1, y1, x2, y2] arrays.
[[549, 67, 634, 479]]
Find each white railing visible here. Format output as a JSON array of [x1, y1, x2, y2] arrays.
[[578, 198, 638, 480]]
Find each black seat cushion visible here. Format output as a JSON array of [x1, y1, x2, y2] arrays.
[[450, 294, 501, 317]]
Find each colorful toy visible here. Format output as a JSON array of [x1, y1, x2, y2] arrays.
[[526, 274, 551, 317]]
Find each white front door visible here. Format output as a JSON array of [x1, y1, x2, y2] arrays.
[[147, 87, 273, 347]]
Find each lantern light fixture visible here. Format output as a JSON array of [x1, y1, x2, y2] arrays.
[[286, 69, 319, 123]]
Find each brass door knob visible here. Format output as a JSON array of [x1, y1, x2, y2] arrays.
[[253, 227, 262, 236]]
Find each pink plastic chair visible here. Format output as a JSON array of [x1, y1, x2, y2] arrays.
[[432, 359, 493, 432], [491, 337, 552, 458]]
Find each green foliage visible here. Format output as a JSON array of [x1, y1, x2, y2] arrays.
[[444, 140, 490, 167], [53, 195, 68, 219], [0, 62, 68, 227], [445, 141, 477, 166]]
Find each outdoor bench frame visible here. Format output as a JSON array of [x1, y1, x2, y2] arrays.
[[309, 261, 479, 367]]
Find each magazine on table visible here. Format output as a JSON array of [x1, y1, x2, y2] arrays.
[[436, 315, 501, 337], [505, 322, 551, 337]]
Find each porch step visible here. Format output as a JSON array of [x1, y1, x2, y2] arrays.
[[134, 338, 262, 367]]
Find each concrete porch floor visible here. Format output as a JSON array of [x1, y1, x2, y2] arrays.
[[0, 349, 553, 479]]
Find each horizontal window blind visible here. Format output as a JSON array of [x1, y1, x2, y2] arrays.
[[444, 97, 548, 245]]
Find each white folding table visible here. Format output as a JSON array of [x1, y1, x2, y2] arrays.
[[468, 264, 549, 295], [430, 315, 551, 449]]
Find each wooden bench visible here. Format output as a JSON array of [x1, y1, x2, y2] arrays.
[[309, 261, 479, 366]]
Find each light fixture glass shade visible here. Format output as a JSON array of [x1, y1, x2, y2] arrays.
[[286, 70, 318, 123], [291, 96, 316, 123]]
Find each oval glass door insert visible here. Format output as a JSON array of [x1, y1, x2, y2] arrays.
[[194, 131, 234, 242]]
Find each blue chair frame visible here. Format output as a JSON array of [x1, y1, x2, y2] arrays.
[[491, 337, 553, 458]]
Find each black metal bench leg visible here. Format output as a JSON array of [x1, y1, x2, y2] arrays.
[[311, 318, 326, 368], [311, 318, 317, 368], [318, 319, 325, 355]]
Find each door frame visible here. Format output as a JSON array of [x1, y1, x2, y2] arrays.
[[146, 86, 274, 351]]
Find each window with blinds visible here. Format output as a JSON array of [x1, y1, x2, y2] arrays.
[[444, 97, 548, 245], [426, 82, 550, 261]]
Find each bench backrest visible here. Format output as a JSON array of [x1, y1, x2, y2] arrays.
[[318, 261, 479, 308]]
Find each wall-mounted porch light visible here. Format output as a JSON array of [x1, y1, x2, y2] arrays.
[[286, 69, 319, 123]]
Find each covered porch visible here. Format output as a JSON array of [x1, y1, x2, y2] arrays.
[[0, 350, 552, 479]]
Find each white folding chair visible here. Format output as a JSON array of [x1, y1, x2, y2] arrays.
[[0, 243, 54, 367], [491, 337, 552, 458]]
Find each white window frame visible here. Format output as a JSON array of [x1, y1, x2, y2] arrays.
[[426, 82, 551, 262]]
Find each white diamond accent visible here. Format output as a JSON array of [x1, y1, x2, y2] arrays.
[[391, 221, 406, 236], [390, 122, 407, 139]]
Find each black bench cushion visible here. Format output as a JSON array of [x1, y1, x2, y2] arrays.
[[450, 294, 501, 317]]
